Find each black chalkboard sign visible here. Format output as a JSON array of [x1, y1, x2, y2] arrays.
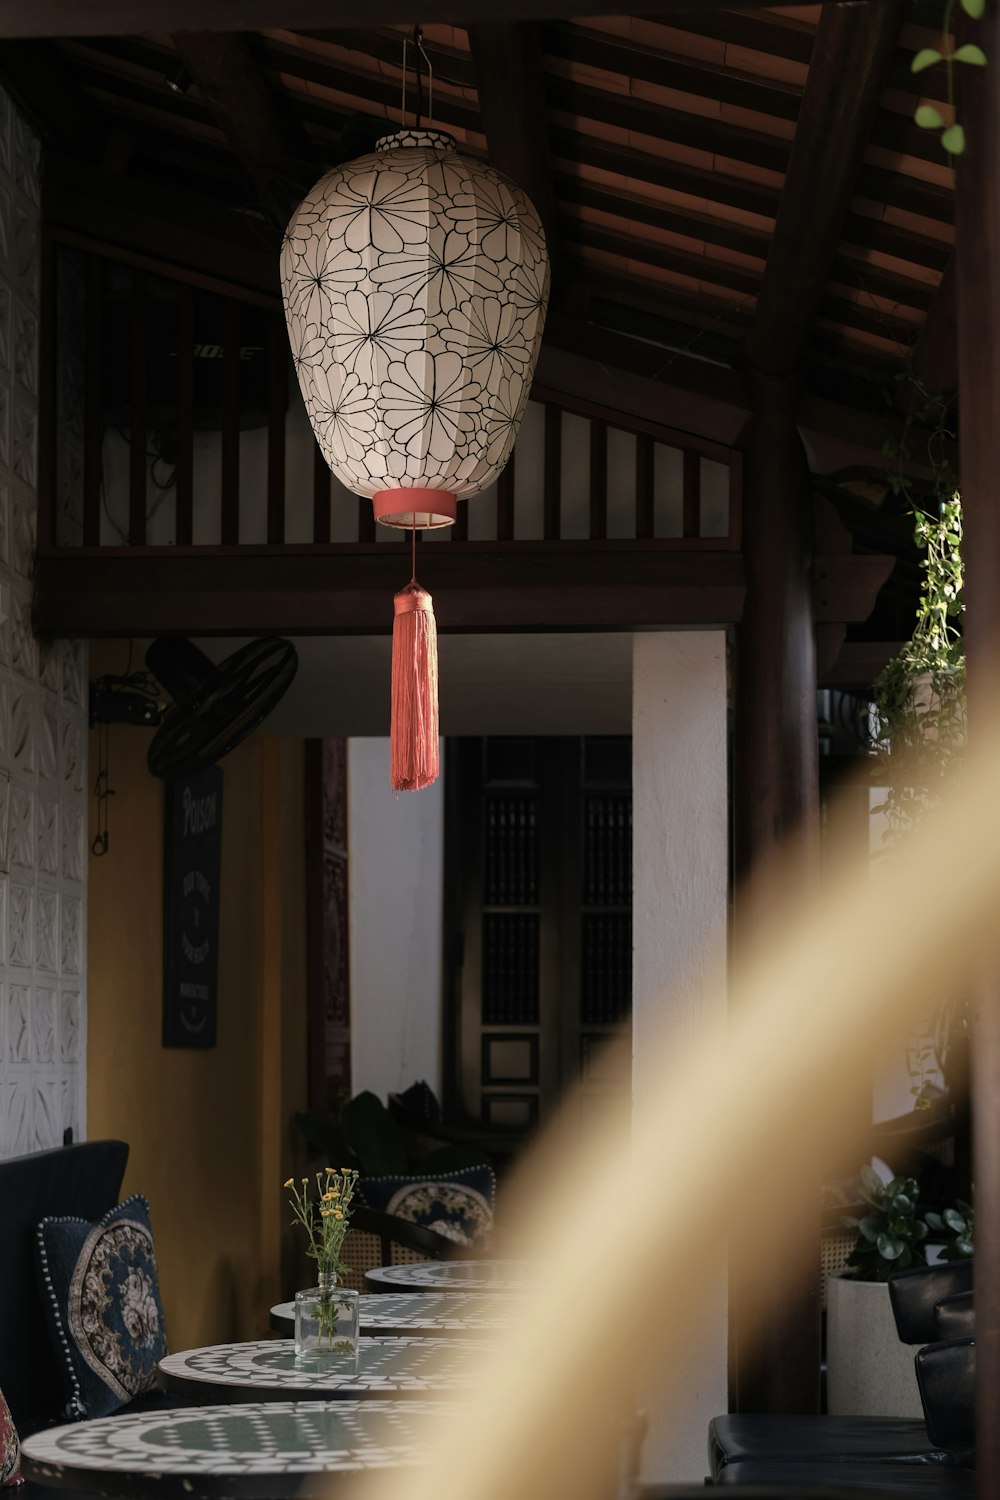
[[163, 765, 223, 1048]]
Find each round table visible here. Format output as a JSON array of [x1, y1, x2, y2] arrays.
[[364, 1259, 534, 1292], [159, 1338, 487, 1402], [20, 1400, 436, 1500], [270, 1290, 517, 1336]]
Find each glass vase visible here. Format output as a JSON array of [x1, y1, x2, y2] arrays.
[[294, 1271, 360, 1374]]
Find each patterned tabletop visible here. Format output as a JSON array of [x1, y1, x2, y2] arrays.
[[364, 1259, 535, 1292], [20, 1399, 437, 1499], [270, 1291, 518, 1336], [159, 1338, 488, 1402]]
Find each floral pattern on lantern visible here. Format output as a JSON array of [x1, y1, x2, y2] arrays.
[[281, 128, 550, 527]]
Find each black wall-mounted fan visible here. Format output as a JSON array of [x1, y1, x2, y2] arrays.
[[144, 638, 298, 780]]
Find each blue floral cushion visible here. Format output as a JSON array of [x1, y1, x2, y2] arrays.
[[36, 1195, 167, 1419], [0, 1384, 21, 1486], [357, 1166, 496, 1246]]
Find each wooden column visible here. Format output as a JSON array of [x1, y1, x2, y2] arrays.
[[733, 370, 820, 1413], [728, 0, 903, 1415], [954, 8, 1000, 1493]]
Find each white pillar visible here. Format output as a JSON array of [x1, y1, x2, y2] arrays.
[[348, 738, 444, 1100], [632, 631, 729, 1483]]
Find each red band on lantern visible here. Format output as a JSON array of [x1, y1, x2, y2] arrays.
[[372, 488, 457, 529]]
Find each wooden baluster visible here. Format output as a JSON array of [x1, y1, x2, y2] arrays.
[[128, 268, 148, 547], [589, 418, 607, 540], [497, 450, 515, 541], [544, 402, 561, 541], [266, 314, 286, 545], [82, 255, 103, 547], [37, 233, 56, 550], [220, 297, 240, 545], [635, 435, 654, 540], [312, 446, 330, 543], [683, 449, 701, 538], [175, 286, 194, 546]]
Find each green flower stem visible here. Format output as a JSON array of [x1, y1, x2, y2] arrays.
[[284, 1166, 359, 1277]]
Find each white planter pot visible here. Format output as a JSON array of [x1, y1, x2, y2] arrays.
[[826, 1272, 923, 1418]]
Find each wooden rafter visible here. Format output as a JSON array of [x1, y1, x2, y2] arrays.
[[0, 1, 888, 40], [898, 255, 957, 414], [43, 156, 281, 296], [466, 23, 559, 265], [172, 31, 315, 228], [745, 0, 909, 378], [0, 39, 111, 159]]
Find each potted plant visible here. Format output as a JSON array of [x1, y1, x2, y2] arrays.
[[827, 1165, 973, 1417]]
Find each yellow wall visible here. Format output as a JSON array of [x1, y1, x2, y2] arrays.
[[86, 642, 308, 1352]]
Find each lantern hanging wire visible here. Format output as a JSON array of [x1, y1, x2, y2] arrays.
[[400, 26, 433, 129]]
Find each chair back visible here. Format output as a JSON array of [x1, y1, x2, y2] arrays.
[[935, 1290, 975, 1340], [888, 1260, 974, 1344], [915, 1335, 975, 1456], [0, 1140, 128, 1432]]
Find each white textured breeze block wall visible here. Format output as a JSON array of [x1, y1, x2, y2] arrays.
[[0, 91, 88, 1156]]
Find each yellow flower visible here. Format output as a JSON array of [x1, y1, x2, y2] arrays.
[[333, 1210, 344, 1220], [320, 1208, 332, 1217], [283, 1178, 294, 1188], [322, 1191, 335, 1201], [339, 1167, 351, 1174]]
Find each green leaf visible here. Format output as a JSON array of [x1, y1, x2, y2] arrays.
[[956, 1237, 975, 1257], [944, 1208, 967, 1232], [915, 104, 945, 130], [878, 1234, 905, 1260], [961, 0, 985, 17], [925, 1212, 944, 1232], [942, 123, 967, 155], [859, 1214, 882, 1242], [953, 43, 988, 65], [911, 47, 943, 71]]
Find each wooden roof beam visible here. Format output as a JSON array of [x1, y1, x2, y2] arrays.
[[897, 255, 957, 417], [745, 0, 908, 380], [32, 546, 892, 640], [171, 31, 315, 229], [0, 39, 116, 163], [466, 22, 559, 275], [0, 0, 894, 37]]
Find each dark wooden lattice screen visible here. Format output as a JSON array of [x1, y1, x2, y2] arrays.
[[448, 737, 631, 1132]]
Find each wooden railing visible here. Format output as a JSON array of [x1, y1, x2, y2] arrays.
[[39, 231, 742, 557]]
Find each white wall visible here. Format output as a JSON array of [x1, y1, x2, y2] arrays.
[[0, 93, 89, 1156], [347, 738, 444, 1101], [632, 631, 729, 1483]]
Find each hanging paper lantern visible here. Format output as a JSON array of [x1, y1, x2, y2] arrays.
[[281, 127, 550, 789], [281, 127, 549, 529]]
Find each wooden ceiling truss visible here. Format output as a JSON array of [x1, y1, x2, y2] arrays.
[[2, 4, 950, 656]]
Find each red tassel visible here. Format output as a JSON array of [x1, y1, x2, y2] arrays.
[[390, 580, 440, 792]]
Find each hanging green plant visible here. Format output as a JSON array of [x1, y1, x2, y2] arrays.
[[911, 0, 987, 158], [871, 494, 964, 844], [872, 494, 966, 1107]]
